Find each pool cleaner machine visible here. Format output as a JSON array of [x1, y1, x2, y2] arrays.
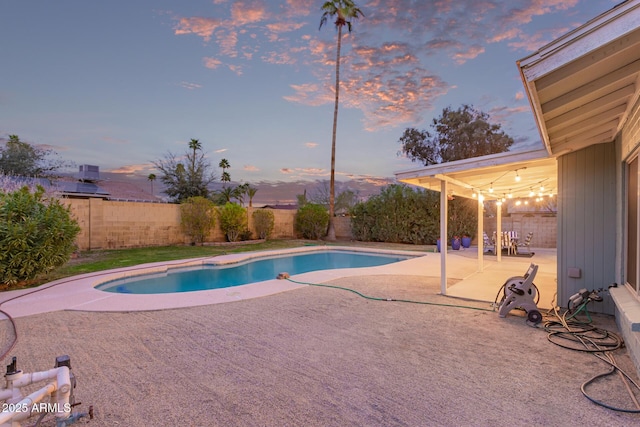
[[495, 263, 543, 324]]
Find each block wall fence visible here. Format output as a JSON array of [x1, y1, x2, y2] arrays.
[[64, 199, 556, 250]]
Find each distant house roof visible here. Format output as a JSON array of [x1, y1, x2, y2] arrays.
[[3, 171, 161, 202], [97, 180, 162, 202], [261, 204, 298, 210], [56, 181, 110, 199]]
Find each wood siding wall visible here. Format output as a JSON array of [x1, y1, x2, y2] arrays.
[[558, 143, 617, 314]]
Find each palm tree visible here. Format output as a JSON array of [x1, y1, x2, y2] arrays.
[[246, 185, 258, 208], [219, 186, 235, 204], [219, 158, 231, 184], [188, 138, 202, 179], [320, 0, 364, 240], [147, 173, 156, 195]]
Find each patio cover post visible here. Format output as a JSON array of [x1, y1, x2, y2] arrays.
[[496, 200, 502, 262], [440, 180, 448, 295], [478, 195, 484, 272]]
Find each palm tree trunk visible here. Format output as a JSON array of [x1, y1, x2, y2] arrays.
[[327, 25, 342, 241]]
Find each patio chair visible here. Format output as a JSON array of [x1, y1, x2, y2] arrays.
[[483, 232, 494, 253], [517, 232, 533, 254], [502, 231, 518, 255]]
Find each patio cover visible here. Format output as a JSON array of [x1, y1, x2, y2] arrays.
[[395, 148, 556, 294]]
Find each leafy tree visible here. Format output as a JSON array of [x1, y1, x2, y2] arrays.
[[180, 196, 216, 245], [398, 105, 514, 166], [0, 134, 70, 177], [152, 139, 217, 203], [350, 185, 438, 244], [299, 181, 358, 215], [218, 202, 248, 242], [0, 186, 80, 287], [295, 203, 330, 240], [296, 189, 309, 208], [349, 184, 477, 244], [252, 209, 275, 239], [319, 0, 364, 240]]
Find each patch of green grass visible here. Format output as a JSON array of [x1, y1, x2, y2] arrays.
[[21, 239, 431, 290], [36, 240, 317, 287]]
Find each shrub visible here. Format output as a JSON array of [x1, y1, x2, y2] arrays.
[[252, 209, 275, 239], [295, 203, 329, 239], [0, 186, 80, 287], [350, 184, 477, 244], [218, 202, 248, 242], [180, 196, 216, 245]]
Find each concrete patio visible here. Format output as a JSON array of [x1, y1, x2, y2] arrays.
[[0, 245, 558, 318]]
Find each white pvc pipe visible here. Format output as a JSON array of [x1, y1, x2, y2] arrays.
[[0, 366, 71, 425], [0, 382, 56, 423]]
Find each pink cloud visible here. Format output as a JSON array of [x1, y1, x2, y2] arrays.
[[505, 0, 580, 25], [283, 83, 332, 107], [108, 164, 152, 174], [172, 0, 595, 134], [174, 17, 221, 42], [452, 44, 485, 64], [266, 21, 305, 33], [262, 50, 297, 65], [230, 1, 268, 26], [203, 57, 222, 69]]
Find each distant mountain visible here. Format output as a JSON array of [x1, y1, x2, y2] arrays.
[[94, 171, 396, 205]]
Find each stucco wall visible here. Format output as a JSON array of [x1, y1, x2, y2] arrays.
[[65, 200, 314, 250], [65, 199, 559, 250], [482, 213, 557, 248]]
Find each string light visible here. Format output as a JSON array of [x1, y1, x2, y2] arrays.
[[515, 170, 521, 182]]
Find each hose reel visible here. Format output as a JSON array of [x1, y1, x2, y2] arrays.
[[496, 263, 542, 324]]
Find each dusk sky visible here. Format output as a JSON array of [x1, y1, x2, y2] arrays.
[[1, 0, 620, 196]]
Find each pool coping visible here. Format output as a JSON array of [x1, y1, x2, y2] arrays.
[[0, 246, 427, 318]]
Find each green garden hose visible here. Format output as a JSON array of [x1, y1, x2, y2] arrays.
[[285, 278, 495, 312]]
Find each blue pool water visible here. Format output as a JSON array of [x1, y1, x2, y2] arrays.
[[96, 250, 410, 295]]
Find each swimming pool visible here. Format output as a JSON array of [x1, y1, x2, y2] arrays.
[[96, 250, 411, 294]]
